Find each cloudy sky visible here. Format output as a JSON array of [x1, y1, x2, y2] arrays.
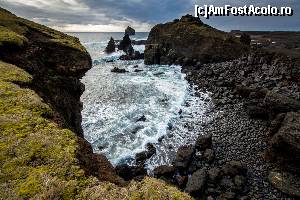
[[0, 0, 299, 32]]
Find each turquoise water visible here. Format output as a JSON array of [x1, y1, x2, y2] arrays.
[[70, 32, 212, 170]]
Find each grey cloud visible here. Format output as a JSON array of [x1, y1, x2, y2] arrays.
[[0, 0, 299, 31]]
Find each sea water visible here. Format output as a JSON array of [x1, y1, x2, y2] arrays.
[[70, 32, 213, 170]]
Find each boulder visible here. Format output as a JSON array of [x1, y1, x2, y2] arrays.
[[264, 91, 300, 115], [125, 26, 135, 36], [144, 15, 249, 65], [111, 67, 128, 73], [136, 115, 146, 122], [174, 145, 195, 169], [221, 161, 247, 177], [185, 168, 207, 195], [105, 37, 116, 53], [203, 149, 215, 163], [267, 112, 300, 172], [154, 165, 176, 178], [135, 143, 156, 163], [195, 133, 212, 151], [115, 163, 147, 181], [208, 167, 221, 182], [268, 170, 300, 197]]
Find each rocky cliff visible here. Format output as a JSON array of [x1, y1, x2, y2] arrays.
[[144, 15, 249, 65], [0, 7, 192, 199]]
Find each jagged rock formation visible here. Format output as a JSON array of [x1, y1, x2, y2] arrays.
[[105, 37, 116, 53], [125, 26, 135, 36], [0, 7, 192, 199], [144, 15, 249, 65]]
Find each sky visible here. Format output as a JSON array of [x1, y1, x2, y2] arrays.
[[0, 0, 299, 32]]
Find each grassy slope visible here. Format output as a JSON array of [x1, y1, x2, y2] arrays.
[[0, 7, 86, 52], [0, 8, 194, 200], [0, 61, 193, 200]]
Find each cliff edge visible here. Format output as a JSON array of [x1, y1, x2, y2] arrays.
[[0, 7, 193, 199]]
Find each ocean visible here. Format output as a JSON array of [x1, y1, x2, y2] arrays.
[[68, 32, 213, 171]]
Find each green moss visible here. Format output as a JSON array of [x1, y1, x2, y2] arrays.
[[0, 61, 32, 83], [0, 61, 94, 199], [0, 8, 86, 53], [0, 61, 194, 199], [0, 26, 28, 49]]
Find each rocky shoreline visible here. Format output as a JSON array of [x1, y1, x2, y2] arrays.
[[136, 14, 300, 199], [145, 50, 300, 199]]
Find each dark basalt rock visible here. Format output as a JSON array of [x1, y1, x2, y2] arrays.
[[136, 115, 146, 122], [144, 15, 249, 65], [174, 145, 195, 170], [221, 161, 247, 177], [111, 67, 128, 73], [268, 170, 300, 197], [119, 51, 144, 60], [132, 40, 146, 45], [105, 37, 116, 53], [195, 133, 213, 151], [203, 148, 215, 163], [185, 168, 207, 196], [267, 112, 300, 173], [115, 163, 147, 181], [125, 26, 135, 36], [118, 34, 132, 52], [154, 165, 176, 178], [135, 143, 156, 163]]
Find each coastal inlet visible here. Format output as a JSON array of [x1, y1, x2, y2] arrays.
[[70, 32, 213, 170]]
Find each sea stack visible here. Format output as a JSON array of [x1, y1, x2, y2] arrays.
[[125, 26, 135, 35], [105, 37, 116, 53]]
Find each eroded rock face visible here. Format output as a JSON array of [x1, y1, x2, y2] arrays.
[[144, 15, 249, 65], [0, 7, 124, 186]]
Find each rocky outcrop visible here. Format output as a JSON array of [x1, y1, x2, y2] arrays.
[[125, 26, 135, 36], [144, 15, 249, 65], [105, 37, 116, 53], [267, 112, 300, 173]]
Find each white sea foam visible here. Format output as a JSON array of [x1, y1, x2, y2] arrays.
[[80, 39, 213, 169]]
